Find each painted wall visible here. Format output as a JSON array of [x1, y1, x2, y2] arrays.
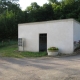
[[18, 19, 74, 54], [73, 20, 80, 49]]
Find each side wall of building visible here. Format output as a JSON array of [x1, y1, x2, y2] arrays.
[[18, 19, 73, 54], [73, 20, 80, 49]]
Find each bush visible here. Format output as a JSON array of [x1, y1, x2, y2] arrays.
[[48, 47, 58, 51]]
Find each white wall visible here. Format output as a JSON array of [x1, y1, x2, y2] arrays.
[[18, 19, 74, 54], [73, 20, 80, 49]]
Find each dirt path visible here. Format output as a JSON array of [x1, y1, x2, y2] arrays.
[[0, 55, 80, 80]]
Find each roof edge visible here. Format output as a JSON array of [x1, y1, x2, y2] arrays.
[[18, 18, 80, 25]]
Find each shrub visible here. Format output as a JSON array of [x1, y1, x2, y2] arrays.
[[48, 47, 58, 51]]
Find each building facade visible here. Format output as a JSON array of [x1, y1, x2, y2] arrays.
[[18, 19, 80, 54]]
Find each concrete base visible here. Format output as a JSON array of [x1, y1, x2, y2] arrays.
[[48, 51, 58, 56]]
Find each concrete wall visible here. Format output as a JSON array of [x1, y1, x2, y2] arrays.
[[18, 19, 74, 54], [73, 20, 80, 49]]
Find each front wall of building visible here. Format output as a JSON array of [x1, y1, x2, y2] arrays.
[[18, 19, 73, 54]]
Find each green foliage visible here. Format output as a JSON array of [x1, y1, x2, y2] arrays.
[[0, 10, 17, 40], [0, 40, 17, 47], [48, 0, 58, 3], [0, 1, 27, 41], [26, 3, 54, 22], [74, 45, 80, 52], [62, 0, 75, 5], [0, 42, 47, 58], [0, 0, 80, 41], [48, 47, 58, 51]]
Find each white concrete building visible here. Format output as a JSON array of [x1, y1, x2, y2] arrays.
[[18, 19, 80, 54]]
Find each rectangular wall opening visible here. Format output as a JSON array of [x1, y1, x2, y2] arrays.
[[39, 34, 47, 52]]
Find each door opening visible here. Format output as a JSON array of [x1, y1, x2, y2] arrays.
[[39, 34, 47, 52]]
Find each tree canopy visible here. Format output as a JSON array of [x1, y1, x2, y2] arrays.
[[0, 0, 80, 41]]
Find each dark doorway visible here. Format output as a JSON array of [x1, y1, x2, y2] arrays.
[[39, 34, 47, 52]]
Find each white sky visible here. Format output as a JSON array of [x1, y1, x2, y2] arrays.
[[19, 0, 49, 10]]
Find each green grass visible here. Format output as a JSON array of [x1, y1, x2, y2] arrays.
[[0, 42, 47, 58]]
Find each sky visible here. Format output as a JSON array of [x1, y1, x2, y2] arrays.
[[19, 0, 49, 10]]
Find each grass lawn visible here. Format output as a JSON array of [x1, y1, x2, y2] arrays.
[[0, 43, 47, 58]]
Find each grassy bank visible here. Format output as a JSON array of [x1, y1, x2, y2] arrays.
[[0, 41, 47, 58]]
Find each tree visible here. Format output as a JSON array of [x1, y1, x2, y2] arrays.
[[42, 3, 54, 20], [25, 2, 40, 22], [0, 0, 80, 41], [61, 0, 75, 5], [48, 0, 58, 3], [25, 2, 40, 13], [26, 3, 54, 22], [0, 1, 26, 41], [0, 10, 17, 40]]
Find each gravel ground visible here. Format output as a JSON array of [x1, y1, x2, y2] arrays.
[[0, 55, 80, 80]]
